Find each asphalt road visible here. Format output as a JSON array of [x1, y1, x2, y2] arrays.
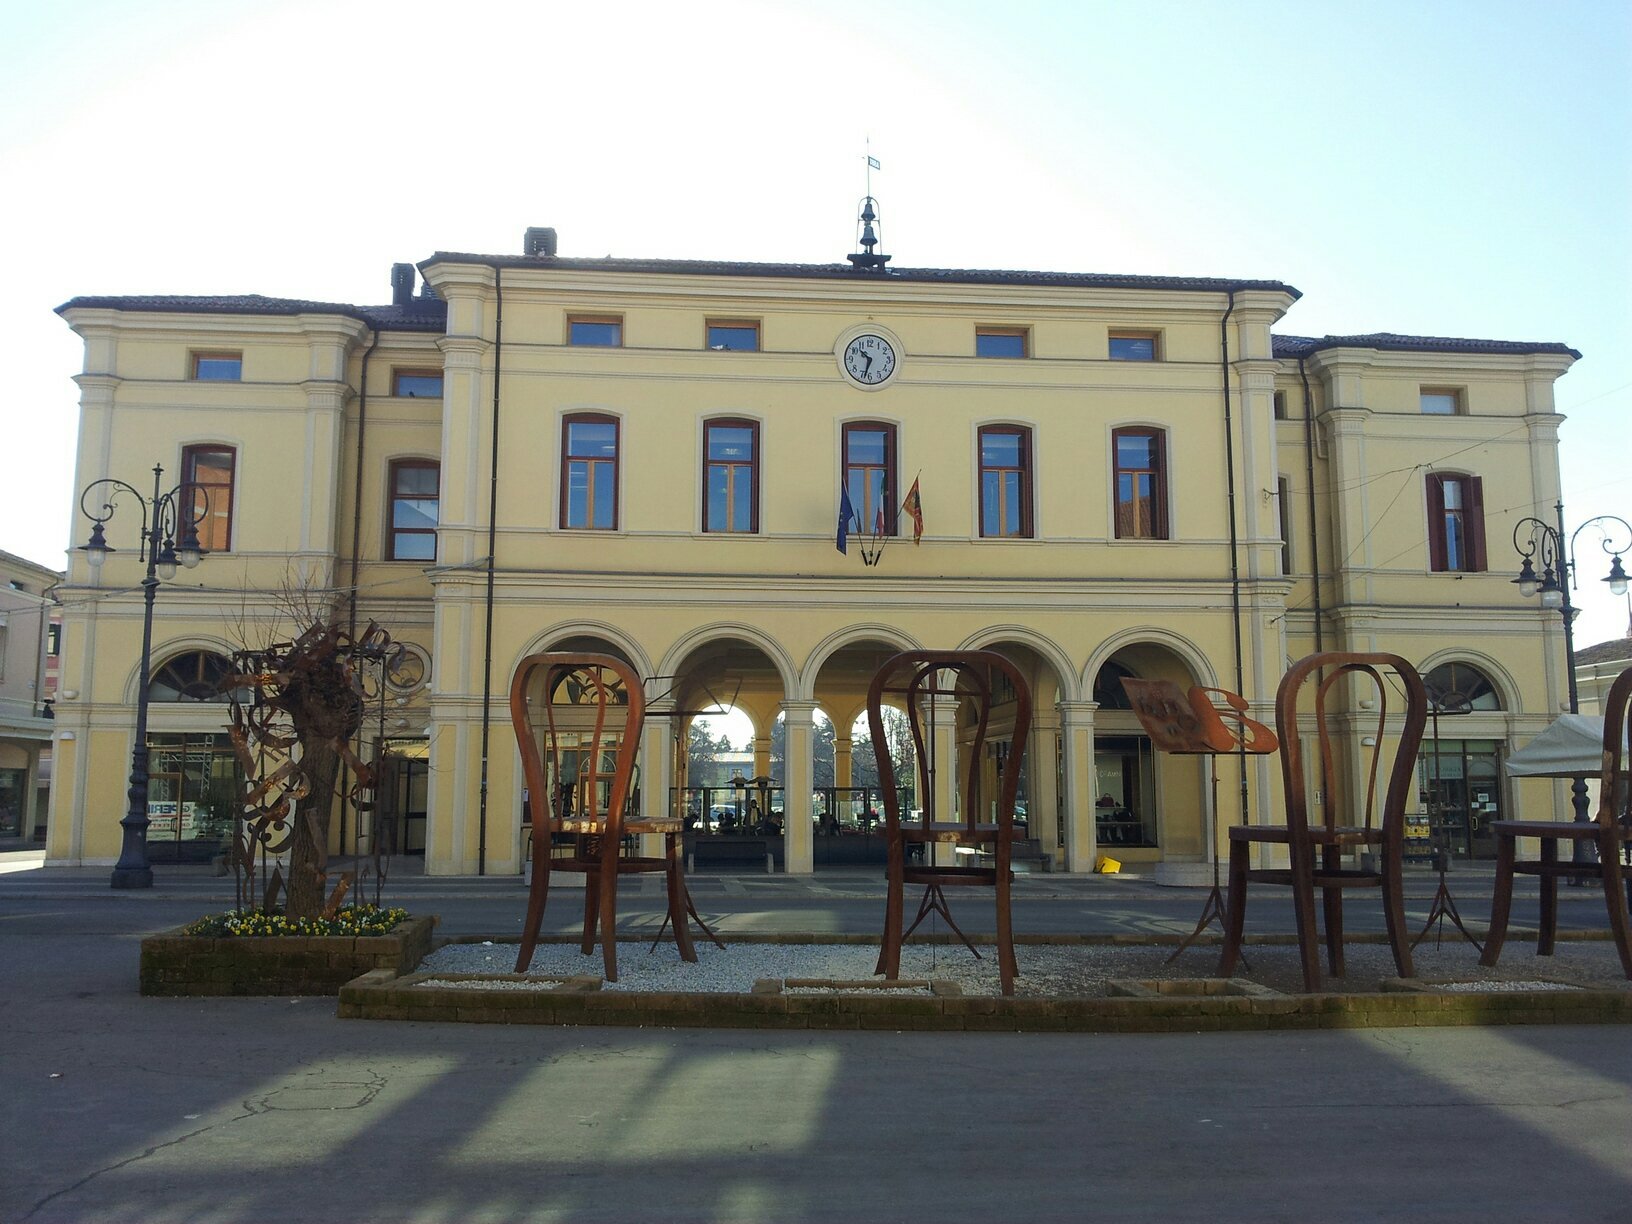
[[3, 862, 1629, 1223]]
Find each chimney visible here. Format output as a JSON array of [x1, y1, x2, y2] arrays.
[[390, 263, 415, 306], [523, 227, 558, 257]]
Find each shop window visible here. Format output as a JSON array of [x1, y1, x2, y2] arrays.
[[1094, 737, 1157, 847], [388, 460, 439, 560], [142, 732, 242, 864]]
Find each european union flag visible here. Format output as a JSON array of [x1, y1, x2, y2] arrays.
[[837, 483, 857, 554]]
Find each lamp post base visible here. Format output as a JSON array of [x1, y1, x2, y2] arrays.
[[110, 865, 154, 889]]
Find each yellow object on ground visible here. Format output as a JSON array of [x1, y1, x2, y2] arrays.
[[1095, 855, 1121, 874]]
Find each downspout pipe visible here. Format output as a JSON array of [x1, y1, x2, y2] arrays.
[[341, 327, 380, 857], [475, 266, 504, 875], [1297, 356, 1325, 654], [1220, 291, 1249, 830]]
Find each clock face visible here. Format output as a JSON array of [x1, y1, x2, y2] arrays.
[[843, 334, 896, 386]]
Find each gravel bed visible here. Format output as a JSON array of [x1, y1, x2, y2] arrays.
[[417, 937, 1632, 997], [414, 977, 570, 991]]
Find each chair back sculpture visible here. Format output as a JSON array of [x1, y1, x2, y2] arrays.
[[1481, 664, 1632, 978], [510, 652, 718, 981], [1218, 651, 1427, 991], [868, 650, 1031, 995]]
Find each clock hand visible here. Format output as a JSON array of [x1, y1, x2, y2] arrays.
[[863, 352, 874, 374]]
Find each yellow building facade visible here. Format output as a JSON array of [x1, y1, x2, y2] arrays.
[[50, 229, 1584, 876]]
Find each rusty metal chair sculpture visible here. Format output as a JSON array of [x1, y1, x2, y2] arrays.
[[1218, 652, 1427, 992], [869, 650, 1031, 996], [510, 652, 719, 981], [1480, 664, 1632, 979]]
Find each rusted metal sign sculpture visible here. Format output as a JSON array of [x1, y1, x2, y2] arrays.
[[1120, 679, 1278, 756], [222, 620, 405, 919], [1121, 678, 1278, 962], [870, 650, 1031, 995]]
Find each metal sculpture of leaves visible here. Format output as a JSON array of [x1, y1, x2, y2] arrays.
[[220, 619, 405, 918]]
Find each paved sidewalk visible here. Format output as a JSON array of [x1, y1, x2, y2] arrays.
[[0, 856, 1606, 943], [3, 862, 1630, 1222]]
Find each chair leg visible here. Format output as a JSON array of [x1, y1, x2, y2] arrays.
[[515, 836, 552, 973], [1601, 838, 1632, 980], [1290, 844, 1321, 993], [581, 869, 599, 956], [599, 848, 620, 982], [995, 857, 1016, 996], [1382, 842, 1414, 980], [1321, 846, 1344, 979], [876, 843, 904, 979], [665, 833, 698, 963], [1217, 839, 1249, 978], [1480, 831, 1517, 968], [1538, 839, 1559, 957]]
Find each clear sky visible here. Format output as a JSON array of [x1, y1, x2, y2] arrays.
[[5, 0, 1628, 654]]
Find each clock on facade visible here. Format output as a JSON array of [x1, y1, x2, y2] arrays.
[[842, 333, 897, 386]]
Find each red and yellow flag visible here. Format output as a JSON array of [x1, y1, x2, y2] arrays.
[[901, 477, 924, 545]]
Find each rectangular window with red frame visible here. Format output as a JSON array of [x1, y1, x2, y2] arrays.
[[1112, 427, 1168, 539], [389, 460, 439, 560], [181, 445, 235, 552], [979, 425, 1032, 538], [843, 422, 897, 536], [1427, 473, 1486, 572], [561, 415, 620, 530], [704, 419, 759, 533]]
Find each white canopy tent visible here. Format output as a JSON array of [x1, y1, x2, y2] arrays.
[[1503, 714, 1617, 778]]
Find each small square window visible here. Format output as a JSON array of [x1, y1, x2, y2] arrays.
[[976, 328, 1028, 358], [707, 321, 760, 352], [569, 317, 623, 347], [1421, 388, 1462, 415], [192, 352, 242, 381], [1108, 332, 1159, 361], [392, 369, 443, 398], [1273, 390, 1288, 420]]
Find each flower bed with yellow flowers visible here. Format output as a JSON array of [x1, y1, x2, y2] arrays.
[[182, 904, 410, 939], [142, 907, 434, 998]]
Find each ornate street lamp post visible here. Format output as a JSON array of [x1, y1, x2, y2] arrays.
[[1510, 503, 1629, 860], [79, 465, 207, 889]]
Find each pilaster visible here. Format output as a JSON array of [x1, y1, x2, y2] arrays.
[[780, 700, 818, 874], [1058, 700, 1097, 873]]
